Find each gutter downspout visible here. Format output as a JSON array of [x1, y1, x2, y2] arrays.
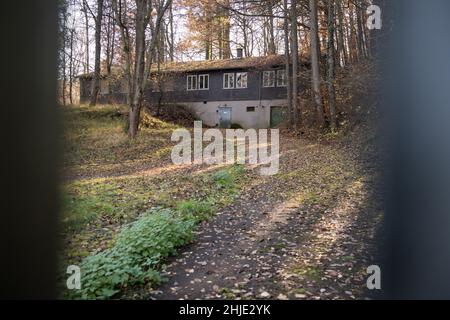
[[258, 70, 263, 128]]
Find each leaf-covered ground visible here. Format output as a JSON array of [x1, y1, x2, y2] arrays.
[[60, 104, 383, 300]]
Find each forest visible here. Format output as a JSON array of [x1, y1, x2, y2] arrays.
[[4, 0, 450, 304], [56, 0, 385, 300], [58, 0, 381, 135]]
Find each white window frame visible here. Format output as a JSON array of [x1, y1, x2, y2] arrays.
[[198, 74, 209, 90], [236, 72, 248, 89], [223, 73, 235, 89], [187, 75, 197, 91], [277, 70, 287, 87], [263, 70, 276, 88]]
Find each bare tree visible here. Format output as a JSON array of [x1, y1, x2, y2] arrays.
[[112, 0, 172, 138]]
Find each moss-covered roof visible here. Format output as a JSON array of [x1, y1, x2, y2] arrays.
[[78, 54, 308, 79], [154, 54, 288, 73]]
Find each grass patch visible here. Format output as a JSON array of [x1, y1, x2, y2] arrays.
[[210, 164, 246, 205], [61, 177, 158, 232], [212, 165, 245, 188], [220, 287, 236, 299], [177, 199, 215, 222], [292, 266, 322, 282]]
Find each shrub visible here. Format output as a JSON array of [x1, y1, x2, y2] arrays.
[[74, 208, 196, 299]]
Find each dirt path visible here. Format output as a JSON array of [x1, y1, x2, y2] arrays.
[[147, 134, 383, 300]]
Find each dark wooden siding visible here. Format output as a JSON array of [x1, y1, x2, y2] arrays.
[[79, 67, 304, 105], [145, 68, 290, 104]]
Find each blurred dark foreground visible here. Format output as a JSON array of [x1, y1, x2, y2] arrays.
[[1, 0, 450, 300]]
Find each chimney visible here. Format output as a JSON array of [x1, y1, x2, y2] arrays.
[[236, 48, 243, 59]]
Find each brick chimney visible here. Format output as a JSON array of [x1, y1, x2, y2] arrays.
[[236, 48, 243, 59]]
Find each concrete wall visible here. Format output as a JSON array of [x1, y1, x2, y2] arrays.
[[179, 99, 288, 128]]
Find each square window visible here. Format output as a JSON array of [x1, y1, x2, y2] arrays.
[[246, 106, 256, 112], [223, 73, 235, 89], [198, 74, 209, 90], [277, 70, 287, 87], [263, 71, 275, 87], [187, 75, 197, 91], [236, 72, 248, 88]]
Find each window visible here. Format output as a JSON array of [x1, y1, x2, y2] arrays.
[[246, 106, 256, 112], [236, 72, 248, 89], [263, 71, 275, 87], [198, 74, 209, 90], [187, 75, 197, 91], [277, 70, 287, 87], [223, 73, 235, 89]]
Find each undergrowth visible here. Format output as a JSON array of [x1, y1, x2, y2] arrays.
[[66, 165, 245, 299]]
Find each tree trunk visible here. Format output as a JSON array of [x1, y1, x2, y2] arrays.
[[62, 43, 66, 106], [327, 0, 337, 131], [348, 1, 357, 62], [82, 0, 90, 74], [205, 0, 213, 60], [222, 0, 231, 59], [356, 2, 366, 59], [309, 0, 324, 127], [169, 2, 174, 61], [267, 1, 276, 55], [283, 0, 293, 126], [105, 4, 116, 102], [89, 0, 104, 106], [69, 27, 74, 105], [336, 0, 347, 66], [290, 0, 299, 128], [128, 0, 147, 138]]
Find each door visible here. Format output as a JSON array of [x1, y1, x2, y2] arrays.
[[218, 107, 232, 128], [270, 106, 287, 127]]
